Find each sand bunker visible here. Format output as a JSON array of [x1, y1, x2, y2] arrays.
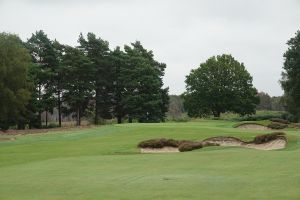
[[203, 136, 286, 150], [139, 132, 287, 153], [235, 123, 270, 130], [202, 136, 244, 146], [141, 147, 179, 153], [0, 137, 16, 142], [243, 138, 286, 150]]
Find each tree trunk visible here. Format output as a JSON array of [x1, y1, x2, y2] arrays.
[[45, 110, 48, 127], [213, 111, 221, 118], [117, 116, 122, 124], [58, 91, 62, 127], [128, 116, 132, 123], [76, 107, 80, 126], [94, 88, 99, 125], [17, 122, 25, 130], [38, 84, 42, 128]]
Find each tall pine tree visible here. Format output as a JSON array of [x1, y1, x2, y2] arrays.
[[61, 46, 94, 126], [26, 30, 57, 127], [122, 41, 169, 122]]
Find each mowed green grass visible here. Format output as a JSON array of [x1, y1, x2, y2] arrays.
[[0, 121, 300, 200]]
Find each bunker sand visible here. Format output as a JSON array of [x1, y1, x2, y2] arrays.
[[140, 134, 287, 153]]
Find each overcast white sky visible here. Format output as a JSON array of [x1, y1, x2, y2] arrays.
[[1, 0, 299, 96]]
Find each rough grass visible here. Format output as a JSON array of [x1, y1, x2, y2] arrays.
[[0, 121, 300, 200]]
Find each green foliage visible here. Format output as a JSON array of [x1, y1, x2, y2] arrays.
[[184, 54, 259, 118], [1, 31, 169, 128], [0, 33, 31, 130], [122, 41, 169, 123], [61, 46, 94, 126], [26, 30, 59, 127], [281, 30, 300, 122], [78, 33, 112, 123], [235, 113, 283, 121]]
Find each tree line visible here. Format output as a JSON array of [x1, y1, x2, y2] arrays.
[[1, 29, 299, 130], [256, 92, 285, 111], [0, 31, 169, 130]]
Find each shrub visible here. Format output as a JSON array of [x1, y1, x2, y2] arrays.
[[235, 114, 278, 121], [281, 112, 299, 123], [267, 122, 288, 129], [137, 138, 186, 148], [178, 141, 203, 152], [270, 118, 290, 124], [172, 116, 190, 122], [252, 132, 286, 144]]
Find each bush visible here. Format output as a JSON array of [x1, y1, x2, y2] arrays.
[[270, 118, 290, 124], [252, 132, 286, 144], [172, 116, 190, 122], [235, 114, 282, 121], [281, 113, 299, 123], [267, 122, 288, 129], [178, 141, 203, 152]]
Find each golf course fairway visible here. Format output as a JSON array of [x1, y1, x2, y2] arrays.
[[0, 121, 299, 200]]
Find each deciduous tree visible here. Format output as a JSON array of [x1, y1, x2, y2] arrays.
[[184, 54, 259, 117], [281, 30, 300, 121], [0, 33, 31, 130]]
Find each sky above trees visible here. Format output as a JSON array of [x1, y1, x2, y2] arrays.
[[1, 0, 300, 96]]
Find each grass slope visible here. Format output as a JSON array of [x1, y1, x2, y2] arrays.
[[0, 120, 300, 200]]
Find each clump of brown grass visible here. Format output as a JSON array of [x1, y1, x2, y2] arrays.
[[252, 132, 286, 144], [267, 122, 288, 130], [178, 141, 203, 152], [137, 138, 188, 148], [270, 118, 290, 124]]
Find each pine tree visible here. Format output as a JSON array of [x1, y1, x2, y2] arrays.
[[78, 33, 112, 124], [61, 46, 94, 126], [26, 30, 58, 127], [110, 47, 127, 123], [122, 41, 169, 122]]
